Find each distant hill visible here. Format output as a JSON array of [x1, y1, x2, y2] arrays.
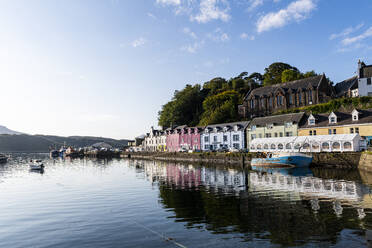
[[0, 134, 133, 152], [0, 125, 23, 135]]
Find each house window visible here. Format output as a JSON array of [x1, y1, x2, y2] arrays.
[[309, 130, 313, 136], [353, 115, 358, 121], [223, 135, 227, 142], [369, 92, 372, 97], [251, 125, 256, 131], [285, 122, 293, 128], [314, 130, 316, 136], [267, 124, 273, 129], [350, 128, 354, 134], [250, 99, 254, 108], [309, 119, 315, 125], [233, 135, 239, 141], [330, 117, 336, 124], [204, 145, 209, 149], [356, 127, 359, 134], [251, 134, 256, 140], [259, 134, 262, 138], [333, 129, 337, 134], [280, 132, 283, 137], [233, 143, 240, 149], [275, 133, 278, 137], [328, 129, 332, 135], [213, 136, 217, 142], [308, 90, 312, 102], [289, 95, 293, 105], [269, 98, 273, 108], [299, 93, 302, 104], [286, 132, 293, 137], [265, 133, 272, 138], [204, 136, 209, 142], [367, 78, 371, 85]]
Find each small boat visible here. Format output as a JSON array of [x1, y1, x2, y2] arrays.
[[251, 152, 313, 168], [0, 153, 8, 164], [29, 160, 45, 170], [50, 150, 59, 158]]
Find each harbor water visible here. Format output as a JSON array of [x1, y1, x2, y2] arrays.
[[1, 154, 372, 247]]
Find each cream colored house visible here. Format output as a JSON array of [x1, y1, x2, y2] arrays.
[[246, 112, 305, 151]]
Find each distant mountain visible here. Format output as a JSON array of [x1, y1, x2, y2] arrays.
[[0, 134, 133, 152], [0, 125, 23, 135]]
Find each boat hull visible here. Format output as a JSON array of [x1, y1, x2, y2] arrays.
[[251, 155, 313, 168]]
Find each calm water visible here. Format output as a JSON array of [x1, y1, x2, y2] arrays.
[[1, 154, 372, 247]]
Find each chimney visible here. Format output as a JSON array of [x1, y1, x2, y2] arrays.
[[358, 59, 363, 78]]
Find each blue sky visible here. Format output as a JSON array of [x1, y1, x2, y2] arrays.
[[0, 0, 371, 139]]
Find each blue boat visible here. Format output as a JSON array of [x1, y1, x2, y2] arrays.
[[251, 152, 313, 168]]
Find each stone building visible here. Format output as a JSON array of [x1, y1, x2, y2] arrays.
[[357, 60, 372, 97], [238, 75, 334, 118]]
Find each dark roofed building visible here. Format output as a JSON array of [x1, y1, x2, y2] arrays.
[[238, 74, 334, 118], [334, 76, 358, 98], [357, 60, 372, 97]]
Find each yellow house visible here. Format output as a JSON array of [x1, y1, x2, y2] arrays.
[[298, 109, 372, 145]]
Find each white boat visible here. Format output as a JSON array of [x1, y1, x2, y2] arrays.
[[29, 160, 44, 170]]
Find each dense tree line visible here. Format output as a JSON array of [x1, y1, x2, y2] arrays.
[[158, 62, 319, 128]]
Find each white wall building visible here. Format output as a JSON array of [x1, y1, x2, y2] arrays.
[[249, 134, 364, 153], [201, 121, 250, 151], [144, 127, 166, 152]]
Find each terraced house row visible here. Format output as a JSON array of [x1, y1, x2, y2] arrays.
[[143, 108, 372, 152]]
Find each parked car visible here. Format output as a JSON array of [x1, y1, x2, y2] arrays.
[[229, 147, 239, 153]]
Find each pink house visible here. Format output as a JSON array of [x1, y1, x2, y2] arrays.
[[166, 125, 203, 152]]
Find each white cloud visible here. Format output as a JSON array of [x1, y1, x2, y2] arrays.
[[247, 0, 263, 12], [156, 0, 181, 6], [182, 27, 197, 39], [181, 40, 205, 53], [147, 12, 157, 20], [256, 0, 316, 33], [208, 28, 230, 42], [342, 26, 372, 46], [329, 23, 364, 40], [131, 37, 146, 48], [191, 0, 230, 23], [240, 32, 255, 40]]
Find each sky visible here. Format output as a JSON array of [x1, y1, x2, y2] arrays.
[[0, 0, 371, 139]]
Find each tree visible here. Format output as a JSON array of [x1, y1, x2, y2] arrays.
[[199, 91, 239, 125], [158, 84, 203, 128], [303, 70, 318, 78], [263, 62, 299, 86], [281, 69, 302, 83]]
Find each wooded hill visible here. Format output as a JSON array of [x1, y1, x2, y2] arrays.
[[0, 134, 132, 152], [158, 62, 320, 127]]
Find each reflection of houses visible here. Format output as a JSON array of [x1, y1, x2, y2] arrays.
[[201, 121, 250, 151], [249, 171, 367, 202], [238, 75, 334, 118], [249, 134, 363, 153], [298, 109, 372, 145], [246, 112, 305, 150]]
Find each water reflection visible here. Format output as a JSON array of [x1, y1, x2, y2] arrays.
[[132, 160, 372, 246]]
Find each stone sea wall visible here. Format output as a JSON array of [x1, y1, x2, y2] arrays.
[[123, 151, 372, 169]]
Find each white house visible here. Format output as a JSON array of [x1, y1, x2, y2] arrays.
[[201, 121, 250, 151], [144, 127, 167, 152], [357, 60, 372, 97]]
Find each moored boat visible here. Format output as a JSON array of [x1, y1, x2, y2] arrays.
[[251, 152, 313, 168], [29, 160, 44, 170], [50, 150, 59, 158], [0, 153, 8, 164]]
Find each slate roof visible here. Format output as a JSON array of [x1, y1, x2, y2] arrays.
[[204, 121, 250, 132], [244, 75, 324, 100], [299, 109, 372, 128], [249, 112, 305, 127], [334, 76, 358, 97]]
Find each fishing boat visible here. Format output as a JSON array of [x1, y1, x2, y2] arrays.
[[0, 153, 8, 164], [29, 160, 44, 170], [251, 152, 313, 168]]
